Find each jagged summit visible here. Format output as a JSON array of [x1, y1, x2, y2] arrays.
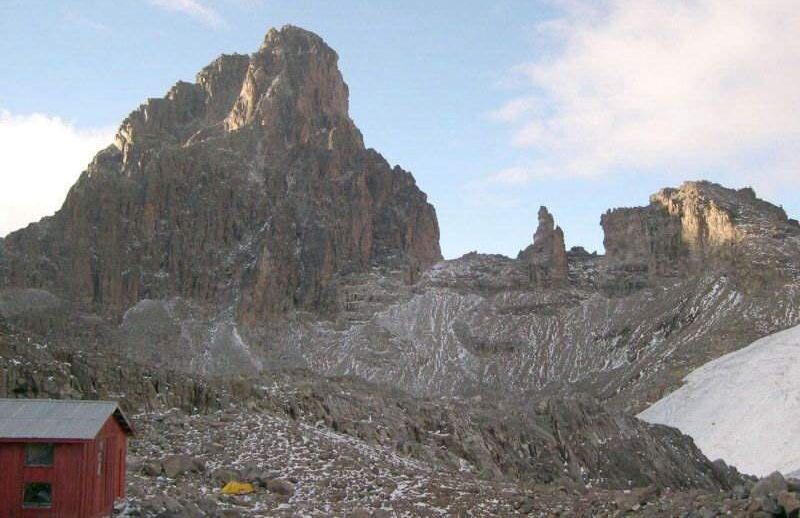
[[0, 25, 441, 319], [260, 25, 328, 51], [113, 25, 362, 167], [226, 25, 356, 140], [651, 180, 799, 237]]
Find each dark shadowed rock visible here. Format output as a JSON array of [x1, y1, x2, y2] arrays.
[[751, 471, 788, 500]]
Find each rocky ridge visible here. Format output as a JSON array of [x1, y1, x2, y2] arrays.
[[246, 182, 800, 413]]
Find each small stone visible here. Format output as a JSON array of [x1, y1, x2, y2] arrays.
[[141, 460, 161, 476], [197, 497, 218, 514], [203, 442, 224, 454], [267, 478, 296, 497], [161, 454, 204, 478], [518, 498, 536, 514], [162, 495, 183, 513]]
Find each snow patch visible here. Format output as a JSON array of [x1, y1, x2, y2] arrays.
[[639, 323, 800, 477]]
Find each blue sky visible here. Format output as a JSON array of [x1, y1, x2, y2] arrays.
[[1, 0, 798, 258]]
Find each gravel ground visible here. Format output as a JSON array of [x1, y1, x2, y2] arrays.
[[116, 408, 800, 517]]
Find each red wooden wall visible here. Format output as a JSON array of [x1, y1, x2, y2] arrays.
[[81, 416, 128, 518], [0, 416, 128, 518]]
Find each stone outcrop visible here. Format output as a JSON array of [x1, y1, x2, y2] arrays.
[[0, 26, 441, 320], [600, 203, 684, 293], [518, 206, 568, 287], [601, 181, 800, 294]]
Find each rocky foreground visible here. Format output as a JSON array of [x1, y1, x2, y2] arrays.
[[116, 406, 800, 517]]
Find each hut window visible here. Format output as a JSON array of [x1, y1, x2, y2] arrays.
[[24, 443, 54, 467], [23, 482, 52, 508]]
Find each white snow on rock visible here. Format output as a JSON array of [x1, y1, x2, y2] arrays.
[[639, 323, 800, 477]]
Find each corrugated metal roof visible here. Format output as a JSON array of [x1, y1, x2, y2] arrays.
[[0, 399, 134, 440]]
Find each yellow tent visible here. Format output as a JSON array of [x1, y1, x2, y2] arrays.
[[221, 481, 255, 495]]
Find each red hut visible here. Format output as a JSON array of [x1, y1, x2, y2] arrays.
[[0, 399, 134, 517]]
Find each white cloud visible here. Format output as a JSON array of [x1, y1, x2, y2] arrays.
[[490, 0, 800, 188], [487, 96, 538, 123], [146, 0, 225, 28], [0, 111, 114, 237]]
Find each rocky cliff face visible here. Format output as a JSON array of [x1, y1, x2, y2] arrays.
[[601, 181, 800, 294], [0, 26, 441, 321]]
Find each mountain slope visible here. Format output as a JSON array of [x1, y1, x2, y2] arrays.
[[0, 315, 737, 491], [255, 182, 800, 412], [639, 323, 800, 477]]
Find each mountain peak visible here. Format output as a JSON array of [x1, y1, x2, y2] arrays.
[[1, 25, 440, 318], [111, 26, 358, 166], [260, 25, 333, 53], [601, 180, 800, 294], [226, 25, 353, 140], [650, 180, 797, 236]]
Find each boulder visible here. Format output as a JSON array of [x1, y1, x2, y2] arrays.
[[731, 484, 749, 500], [267, 478, 296, 497], [751, 471, 788, 500], [778, 490, 800, 518], [747, 496, 780, 515], [161, 454, 205, 478], [141, 460, 162, 477]]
